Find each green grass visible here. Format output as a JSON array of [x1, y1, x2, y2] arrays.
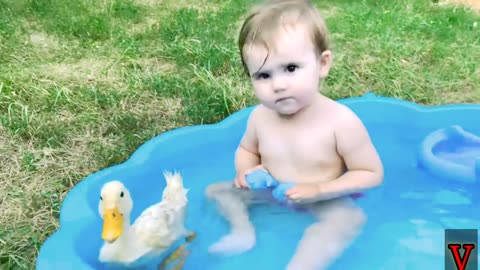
[[0, 0, 479, 268]]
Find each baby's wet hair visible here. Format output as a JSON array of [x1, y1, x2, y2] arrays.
[[238, 0, 330, 76]]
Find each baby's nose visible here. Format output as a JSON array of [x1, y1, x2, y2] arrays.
[[272, 77, 287, 93]]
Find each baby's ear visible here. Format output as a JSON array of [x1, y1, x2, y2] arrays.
[[318, 50, 332, 78]]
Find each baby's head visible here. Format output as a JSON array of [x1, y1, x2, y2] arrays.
[[239, 0, 330, 75], [238, 0, 332, 116]]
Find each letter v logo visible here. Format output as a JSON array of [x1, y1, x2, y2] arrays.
[[448, 244, 476, 270]]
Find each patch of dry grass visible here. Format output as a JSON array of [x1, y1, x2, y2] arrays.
[[28, 32, 61, 52], [438, 0, 480, 11], [35, 58, 124, 86], [161, 0, 221, 12], [0, 126, 64, 269]]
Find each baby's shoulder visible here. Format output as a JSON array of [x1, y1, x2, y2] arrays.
[[323, 99, 365, 131], [247, 104, 270, 123], [332, 102, 359, 120], [242, 105, 269, 136], [322, 99, 358, 120]]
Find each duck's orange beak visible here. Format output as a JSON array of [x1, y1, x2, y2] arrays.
[[102, 206, 123, 243]]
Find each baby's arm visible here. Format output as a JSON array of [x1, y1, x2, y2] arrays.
[[316, 106, 384, 200], [234, 108, 261, 188]]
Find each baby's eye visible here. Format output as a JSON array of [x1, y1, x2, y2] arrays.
[[285, 64, 298, 73], [255, 73, 270, 80]]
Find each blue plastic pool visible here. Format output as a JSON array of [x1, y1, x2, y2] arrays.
[[36, 93, 480, 270]]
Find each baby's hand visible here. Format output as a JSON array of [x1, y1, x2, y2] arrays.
[[245, 168, 278, 190], [234, 165, 266, 188], [285, 183, 321, 204]]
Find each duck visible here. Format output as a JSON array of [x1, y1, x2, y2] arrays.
[[97, 170, 191, 267]]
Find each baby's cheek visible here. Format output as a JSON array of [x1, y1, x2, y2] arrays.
[[254, 86, 270, 100], [252, 81, 264, 91]]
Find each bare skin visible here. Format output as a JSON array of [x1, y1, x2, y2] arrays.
[[244, 97, 344, 186], [206, 22, 383, 270]]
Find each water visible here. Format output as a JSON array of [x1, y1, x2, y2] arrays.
[[75, 123, 480, 270]]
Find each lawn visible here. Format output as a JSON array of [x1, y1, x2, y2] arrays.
[[0, 0, 478, 269]]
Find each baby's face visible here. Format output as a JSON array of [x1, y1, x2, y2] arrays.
[[243, 24, 329, 116]]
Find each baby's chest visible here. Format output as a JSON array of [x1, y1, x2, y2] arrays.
[[257, 126, 336, 163]]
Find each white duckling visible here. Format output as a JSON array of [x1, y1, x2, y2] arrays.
[[98, 171, 190, 267]]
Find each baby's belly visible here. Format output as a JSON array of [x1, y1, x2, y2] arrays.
[[264, 160, 344, 184]]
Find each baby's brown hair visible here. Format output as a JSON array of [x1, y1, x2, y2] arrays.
[[238, 0, 330, 75]]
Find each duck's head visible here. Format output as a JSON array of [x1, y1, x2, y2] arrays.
[[98, 180, 133, 243]]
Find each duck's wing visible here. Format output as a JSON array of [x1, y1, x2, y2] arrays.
[[132, 203, 180, 248]]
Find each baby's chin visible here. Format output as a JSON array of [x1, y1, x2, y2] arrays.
[[273, 104, 303, 117], [277, 108, 300, 117]]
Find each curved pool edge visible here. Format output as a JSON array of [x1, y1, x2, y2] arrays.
[[128, 105, 256, 164], [36, 93, 480, 270], [342, 92, 480, 112], [36, 220, 95, 270]]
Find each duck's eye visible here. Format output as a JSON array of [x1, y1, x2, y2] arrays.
[[100, 196, 103, 201], [120, 191, 124, 198]]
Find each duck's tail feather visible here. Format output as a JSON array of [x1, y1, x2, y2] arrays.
[[162, 170, 189, 203]]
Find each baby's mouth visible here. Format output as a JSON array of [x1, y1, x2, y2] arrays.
[[275, 97, 292, 103]]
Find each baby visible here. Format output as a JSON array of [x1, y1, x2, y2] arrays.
[[205, 0, 384, 269]]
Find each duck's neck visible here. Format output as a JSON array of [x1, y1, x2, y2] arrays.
[[110, 215, 132, 246]]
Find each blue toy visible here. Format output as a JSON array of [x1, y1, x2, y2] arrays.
[[418, 125, 480, 183], [36, 93, 480, 270], [245, 169, 296, 202]]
